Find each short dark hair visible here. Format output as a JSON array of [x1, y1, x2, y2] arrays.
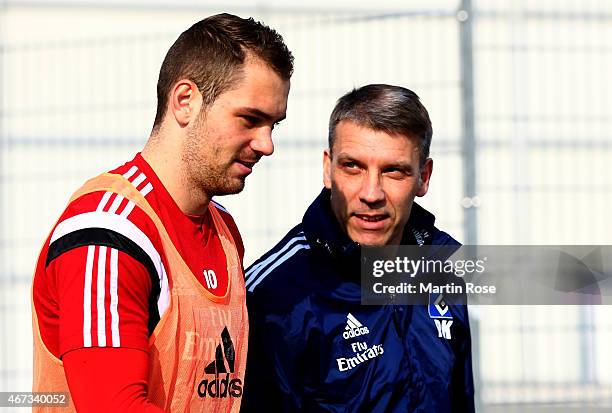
[[153, 13, 294, 131], [328, 84, 433, 168]]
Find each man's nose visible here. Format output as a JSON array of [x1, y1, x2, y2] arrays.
[[250, 128, 274, 157], [358, 173, 385, 205]]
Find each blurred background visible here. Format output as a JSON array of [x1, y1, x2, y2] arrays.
[[1, 0, 611, 411]]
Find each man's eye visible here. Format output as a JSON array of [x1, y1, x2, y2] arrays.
[[242, 115, 259, 126], [385, 168, 407, 179], [341, 161, 360, 173]]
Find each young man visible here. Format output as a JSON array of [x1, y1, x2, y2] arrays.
[[243, 85, 474, 412], [32, 14, 293, 412]]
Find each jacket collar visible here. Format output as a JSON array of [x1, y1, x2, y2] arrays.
[[302, 188, 438, 259]]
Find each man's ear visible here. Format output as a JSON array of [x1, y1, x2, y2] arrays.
[[416, 158, 433, 197], [323, 149, 332, 189], [169, 80, 201, 127]]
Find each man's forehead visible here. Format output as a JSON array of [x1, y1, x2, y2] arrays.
[[333, 122, 420, 155], [216, 65, 289, 120]]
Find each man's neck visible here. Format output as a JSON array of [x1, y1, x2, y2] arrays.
[[141, 135, 210, 216]]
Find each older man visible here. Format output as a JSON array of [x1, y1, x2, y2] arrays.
[[243, 84, 474, 412]]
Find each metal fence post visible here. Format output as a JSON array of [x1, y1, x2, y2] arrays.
[[458, 0, 477, 246], [458, 1, 482, 411]]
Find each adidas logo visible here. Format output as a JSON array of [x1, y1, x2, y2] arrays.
[[197, 327, 243, 398], [342, 313, 370, 340]]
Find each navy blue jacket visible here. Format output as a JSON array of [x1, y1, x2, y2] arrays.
[[242, 189, 475, 412]]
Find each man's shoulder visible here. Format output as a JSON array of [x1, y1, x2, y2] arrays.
[[57, 155, 155, 221], [244, 224, 311, 296], [48, 165, 164, 266], [54, 187, 159, 239]]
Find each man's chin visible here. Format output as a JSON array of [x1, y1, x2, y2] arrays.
[[359, 240, 389, 247], [348, 230, 390, 247], [212, 178, 246, 197]]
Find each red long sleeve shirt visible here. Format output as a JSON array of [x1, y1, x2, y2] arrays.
[[33, 153, 244, 412]]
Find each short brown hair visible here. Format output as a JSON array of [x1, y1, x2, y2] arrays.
[[328, 84, 433, 168], [153, 13, 294, 131]]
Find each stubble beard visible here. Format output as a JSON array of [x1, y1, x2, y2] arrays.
[[183, 114, 246, 199]]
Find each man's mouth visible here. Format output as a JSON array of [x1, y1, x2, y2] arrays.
[[354, 214, 387, 222], [237, 160, 256, 168], [351, 213, 390, 231], [234, 159, 258, 174]]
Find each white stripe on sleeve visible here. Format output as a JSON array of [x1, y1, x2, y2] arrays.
[[96, 192, 113, 212], [119, 182, 153, 218], [245, 233, 306, 286], [247, 244, 310, 292], [107, 194, 125, 214], [131, 173, 147, 189], [96, 246, 107, 347], [123, 166, 138, 180], [119, 201, 136, 218], [83, 245, 95, 347], [109, 248, 120, 347], [140, 182, 153, 197]]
